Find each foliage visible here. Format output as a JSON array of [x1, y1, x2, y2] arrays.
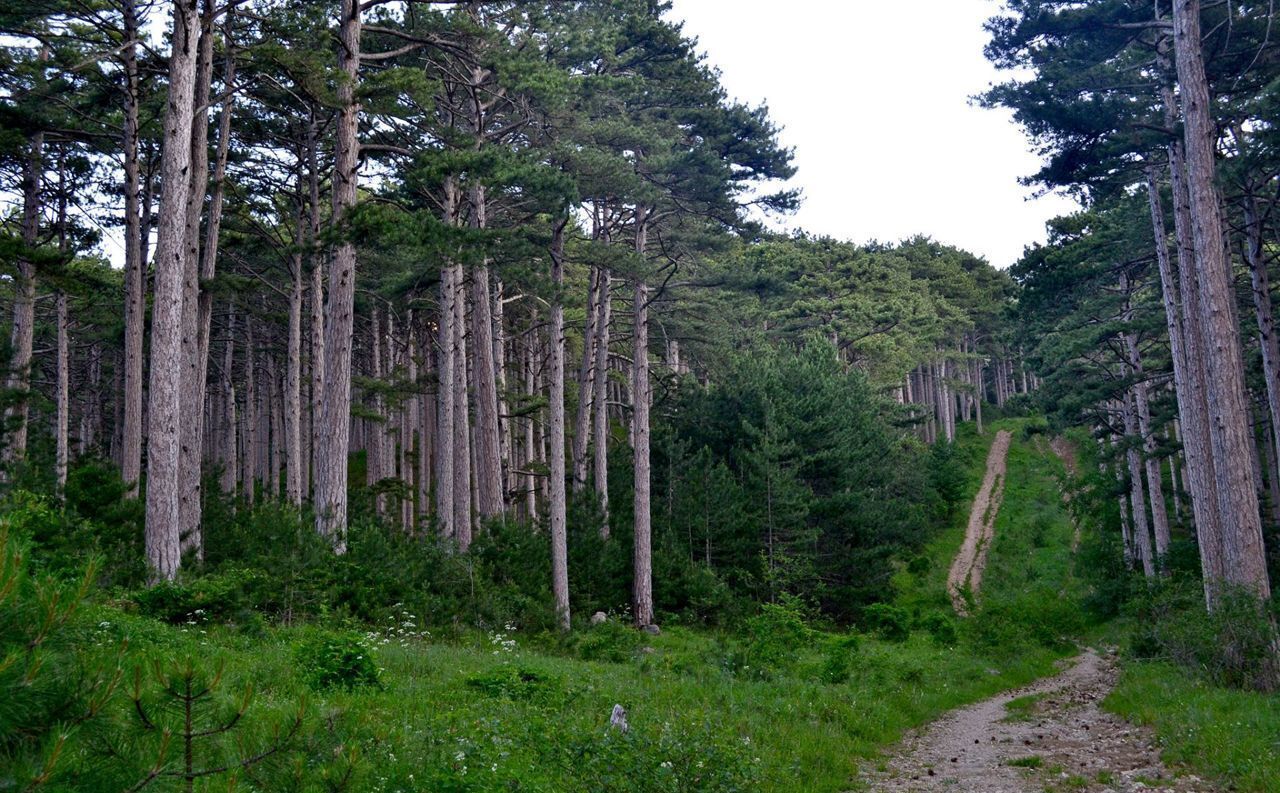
[[294, 631, 382, 692], [1125, 579, 1280, 692], [0, 519, 120, 790]]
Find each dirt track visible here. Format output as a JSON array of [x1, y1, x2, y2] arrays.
[[861, 649, 1209, 792], [947, 430, 1012, 615]]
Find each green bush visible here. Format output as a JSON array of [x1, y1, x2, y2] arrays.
[[1126, 579, 1280, 691], [733, 595, 813, 677], [819, 634, 861, 684], [132, 567, 264, 627], [861, 603, 911, 642], [293, 631, 382, 691], [573, 618, 644, 663], [918, 611, 958, 646]]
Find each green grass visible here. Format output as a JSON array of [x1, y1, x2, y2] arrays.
[[37, 418, 1098, 791], [1002, 692, 1043, 722], [1008, 755, 1043, 768], [1104, 661, 1280, 793]]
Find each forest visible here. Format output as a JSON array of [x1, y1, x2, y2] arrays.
[[1, 0, 1278, 791]]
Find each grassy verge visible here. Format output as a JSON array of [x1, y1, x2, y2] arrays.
[[1105, 662, 1280, 792]]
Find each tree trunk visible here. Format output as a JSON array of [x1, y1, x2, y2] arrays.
[[436, 261, 457, 541], [592, 269, 613, 536], [1123, 393, 1157, 578], [632, 210, 654, 627], [3, 125, 44, 472], [145, 0, 202, 582], [220, 315, 237, 496], [572, 267, 601, 492], [452, 260, 473, 548], [470, 258, 504, 520], [315, 0, 361, 551], [550, 220, 571, 631], [1123, 327, 1171, 561], [177, 2, 214, 561], [1173, 0, 1271, 601], [121, 0, 145, 495], [55, 291, 69, 496]]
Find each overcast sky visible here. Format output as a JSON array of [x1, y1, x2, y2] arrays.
[[666, 0, 1079, 268]]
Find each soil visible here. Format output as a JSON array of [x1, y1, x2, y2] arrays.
[[947, 430, 1012, 615], [860, 649, 1210, 792]]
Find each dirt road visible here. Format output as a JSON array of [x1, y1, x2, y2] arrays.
[[947, 430, 1012, 615], [861, 649, 1209, 792]]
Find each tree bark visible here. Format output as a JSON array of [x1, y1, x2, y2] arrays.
[[1122, 393, 1157, 578], [550, 219, 571, 631], [1173, 0, 1271, 601], [572, 266, 601, 493], [121, 0, 145, 495], [592, 269, 613, 536], [315, 0, 361, 551], [436, 255, 457, 541], [3, 126, 44, 472], [145, 0, 202, 581], [55, 291, 69, 496], [632, 209, 654, 627]]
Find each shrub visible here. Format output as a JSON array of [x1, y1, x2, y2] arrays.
[[733, 595, 813, 677], [1126, 579, 1280, 691], [573, 618, 644, 663], [861, 602, 911, 642], [918, 611, 958, 646], [132, 567, 264, 627], [819, 634, 860, 684], [293, 631, 382, 691]]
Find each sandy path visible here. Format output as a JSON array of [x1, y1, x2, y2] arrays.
[[947, 430, 1012, 615], [860, 649, 1210, 792]]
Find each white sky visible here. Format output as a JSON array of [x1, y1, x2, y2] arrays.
[[667, 0, 1080, 268]]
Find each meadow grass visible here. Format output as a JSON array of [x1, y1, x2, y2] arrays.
[[55, 419, 1093, 792], [1105, 660, 1280, 792]]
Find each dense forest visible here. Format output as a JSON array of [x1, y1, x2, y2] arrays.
[[1, 1, 1278, 791]]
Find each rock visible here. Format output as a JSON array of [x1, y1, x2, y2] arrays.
[[642, 623, 661, 636], [609, 704, 629, 733], [590, 611, 608, 625]]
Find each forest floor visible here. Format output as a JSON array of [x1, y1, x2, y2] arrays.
[[947, 429, 1012, 614], [860, 648, 1210, 792]]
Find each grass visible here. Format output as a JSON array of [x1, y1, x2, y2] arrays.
[[1002, 692, 1043, 722], [29, 418, 1101, 791], [1104, 661, 1280, 793]]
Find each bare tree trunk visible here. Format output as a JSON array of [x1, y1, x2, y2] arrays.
[[550, 220, 571, 631], [177, 4, 214, 562], [452, 261, 473, 548], [1123, 393, 1157, 578], [245, 322, 258, 505], [592, 269, 612, 536], [121, 0, 145, 495], [572, 267, 601, 492], [269, 356, 283, 500], [145, 0, 202, 582], [220, 315, 237, 496], [315, 0, 361, 551], [3, 125, 44, 472], [285, 242, 303, 505], [436, 262, 457, 541], [1173, 0, 1271, 601], [470, 257, 504, 520], [524, 329, 538, 521], [1123, 326, 1171, 561], [55, 291, 69, 496], [632, 209, 654, 627], [1242, 194, 1280, 495]]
